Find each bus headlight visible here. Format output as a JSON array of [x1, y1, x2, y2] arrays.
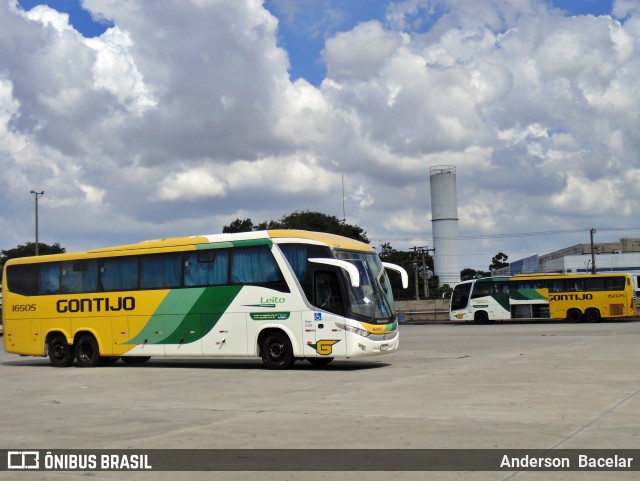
[[335, 323, 370, 338]]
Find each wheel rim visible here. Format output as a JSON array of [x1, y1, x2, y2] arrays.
[[268, 341, 285, 362], [78, 343, 94, 363], [53, 342, 67, 360]]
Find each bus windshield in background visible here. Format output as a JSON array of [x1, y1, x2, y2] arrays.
[[451, 282, 471, 311]]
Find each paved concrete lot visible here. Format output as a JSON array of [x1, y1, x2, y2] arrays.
[[1, 321, 639, 481]]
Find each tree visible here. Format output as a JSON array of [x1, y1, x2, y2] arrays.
[[223, 211, 369, 243], [222, 218, 254, 233], [1, 242, 66, 269], [460, 268, 491, 281], [378, 243, 440, 299], [378, 243, 413, 297], [489, 252, 509, 271]]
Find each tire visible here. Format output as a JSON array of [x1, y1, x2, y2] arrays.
[[307, 357, 333, 367], [567, 309, 583, 323], [474, 311, 490, 324], [48, 334, 74, 367], [121, 356, 151, 364], [260, 332, 294, 370], [75, 334, 101, 368], [584, 308, 601, 323]]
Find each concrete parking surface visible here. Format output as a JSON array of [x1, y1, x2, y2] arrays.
[[1, 320, 639, 481]]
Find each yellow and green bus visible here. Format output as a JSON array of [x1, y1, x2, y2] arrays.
[[2, 230, 407, 369], [449, 273, 636, 323]]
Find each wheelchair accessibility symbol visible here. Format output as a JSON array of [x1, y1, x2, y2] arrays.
[[314, 312, 322, 321]]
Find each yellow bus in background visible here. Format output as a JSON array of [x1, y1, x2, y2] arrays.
[[2, 230, 407, 369], [450, 273, 636, 323]]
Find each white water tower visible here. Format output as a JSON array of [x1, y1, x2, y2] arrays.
[[429, 165, 461, 287]]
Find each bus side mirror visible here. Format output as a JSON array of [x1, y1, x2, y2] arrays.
[[382, 262, 409, 289], [308, 258, 360, 288]]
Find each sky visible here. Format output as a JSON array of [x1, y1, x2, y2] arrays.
[[2, 0, 640, 276]]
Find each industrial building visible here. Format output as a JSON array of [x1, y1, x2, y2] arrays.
[[496, 238, 640, 295]]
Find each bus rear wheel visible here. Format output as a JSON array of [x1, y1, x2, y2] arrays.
[[260, 332, 294, 370], [48, 334, 74, 368], [585, 308, 601, 323], [567, 309, 583, 323], [75, 334, 101, 368]]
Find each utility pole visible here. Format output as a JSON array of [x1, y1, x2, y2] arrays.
[[30, 190, 44, 256], [341, 174, 346, 223], [412, 247, 420, 300], [590, 228, 596, 274], [412, 246, 435, 299]]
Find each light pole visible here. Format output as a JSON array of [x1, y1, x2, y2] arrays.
[[589, 228, 596, 274], [30, 190, 44, 255]]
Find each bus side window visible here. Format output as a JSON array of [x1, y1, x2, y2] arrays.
[[6, 264, 40, 296], [606, 276, 625, 291], [472, 283, 493, 299], [61, 260, 98, 293], [231, 245, 290, 293], [547, 280, 564, 293], [100, 256, 139, 291], [313, 270, 345, 316], [140, 253, 184, 289], [279, 244, 307, 282], [39, 263, 61, 294], [566, 278, 585, 292], [584, 277, 606, 291], [184, 250, 229, 286]]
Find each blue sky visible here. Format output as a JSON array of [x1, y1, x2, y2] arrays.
[[3, 0, 640, 273], [19, 0, 113, 36]]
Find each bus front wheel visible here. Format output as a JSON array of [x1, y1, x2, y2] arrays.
[[260, 332, 294, 370], [48, 334, 74, 368], [474, 311, 490, 324], [75, 334, 101, 368]]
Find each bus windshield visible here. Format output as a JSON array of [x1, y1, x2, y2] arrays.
[[334, 250, 396, 324], [450, 281, 471, 311]]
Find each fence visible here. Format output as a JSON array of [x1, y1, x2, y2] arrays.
[[396, 299, 450, 323]]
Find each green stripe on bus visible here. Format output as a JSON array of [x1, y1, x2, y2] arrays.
[[195, 239, 273, 250], [510, 288, 548, 301], [124, 286, 243, 345]]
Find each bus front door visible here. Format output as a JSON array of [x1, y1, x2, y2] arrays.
[[304, 269, 347, 360]]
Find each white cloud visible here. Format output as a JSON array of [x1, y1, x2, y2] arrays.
[[323, 21, 404, 79], [157, 168, 227, 201], [86, 28, 157, 115], [23, 4, 74, 32], [550, 174, 629, 216]]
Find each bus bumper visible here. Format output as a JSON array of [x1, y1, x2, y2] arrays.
[[346, 330, 399, 357]]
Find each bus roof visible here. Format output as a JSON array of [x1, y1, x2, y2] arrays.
[[473, 273, 631, 282], [4, 230, 373, 264], [268, 230, 373, 252]]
